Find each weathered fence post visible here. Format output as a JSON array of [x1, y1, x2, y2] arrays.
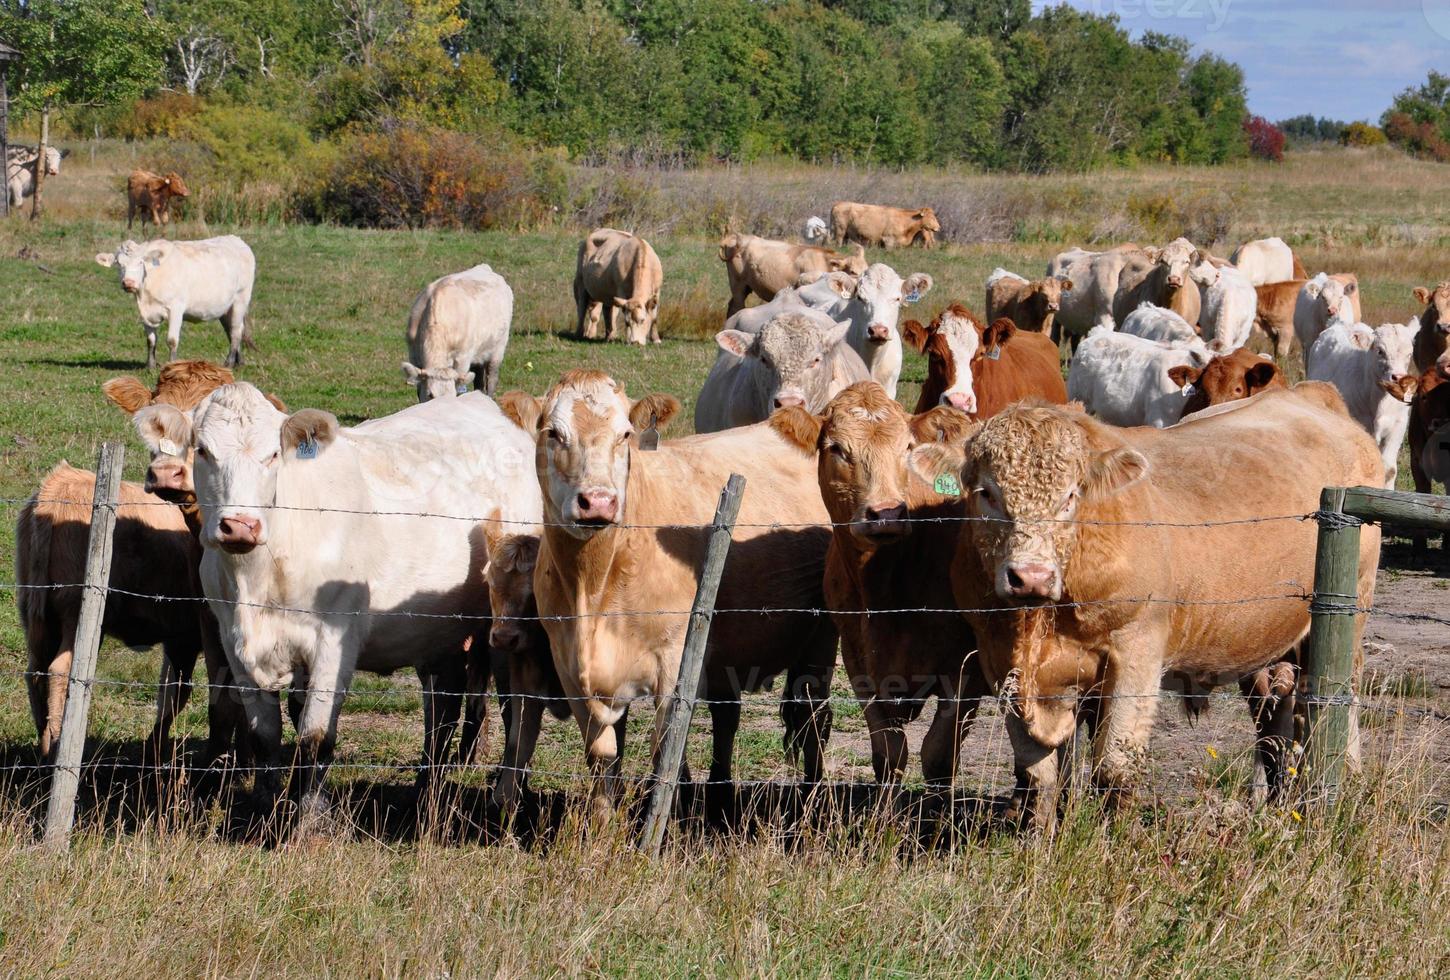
[[43, 442, 124, 848], [640, 473, 746, 856], [1303, 485, 1361, 805]]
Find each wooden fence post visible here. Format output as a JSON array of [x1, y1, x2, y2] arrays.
[[1302, 485, 1361, 805], [43, 442, 124, 848], [640, 474, 746, 856]]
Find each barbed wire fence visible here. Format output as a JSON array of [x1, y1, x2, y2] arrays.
[[2, 445, 1448, 849]]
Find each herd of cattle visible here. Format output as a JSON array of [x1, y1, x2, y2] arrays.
[[14, 196, 1450, 833]]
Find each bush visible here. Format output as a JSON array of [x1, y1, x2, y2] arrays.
[[1340, 122, 1387, 147], [111, 93, 204, 140], [1383, 112, 1450, 162], [1244, 116, 1285, 162]]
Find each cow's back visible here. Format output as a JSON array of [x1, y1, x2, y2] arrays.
[[976, 331, 1068, 418]]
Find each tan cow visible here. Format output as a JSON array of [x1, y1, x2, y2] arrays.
[[127, 170, 190, 230], [772, 383, 987, 786], [530, 370, 838, 819], [1412, 282, 1450, 374], [913, 384, 1382, 828], [985, 268, 1073, 336], [1252, 279, 1307, 360], [1112, 238, 1202, 327], [573, 228, 663, 345], [718, 232, 867, 316], [831, 201, 940, 249]]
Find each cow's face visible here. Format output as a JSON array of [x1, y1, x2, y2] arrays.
[[916, 208, 941, 234], [1372, 322, 1421, 404], [1188, 257, 1221, 289], [163, 172, 190, 197], [1171, 348, 1283, 416], [536, 371, 679, 538], [902, 306, 982, 414], [94, 239, 163, 294], [1026, 277, 1071, 326], [1155, 237, 1200, 289], [482, 520, 541, 654], [717, 311, 851, 416], [831, 264, 933, 345], [1414, 282, 1450, 335], [133, 403, 198, 503], [1304, 274, 1353, 325], [614, 296, 657, 345], [402, 362, 473, 402]]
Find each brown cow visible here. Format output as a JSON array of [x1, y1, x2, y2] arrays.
[[1409, 368, 1450, 554], [902, 307, 1068, 418], [831, 201, 940, 249], [912, 383, 1382, 828], [985, 268, 1073, 337], [127, 169, 190, 230], [772, 384, 987, 786], [1252, 279, 1307, 361], [1168, 347, 1285, 416], [1413, 282, 1450, 374], [718, 233, 867, 316], [1112, 238, 1202, 327]]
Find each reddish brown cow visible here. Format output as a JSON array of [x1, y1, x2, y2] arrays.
[[1413, 282, 1450, 374], [1410, 368, 1450, 554], [902, 307, 1067, 417], [127, 169, 190, 230], [1168, 347, 1285, 416], [1253, 279, 1307, 360]]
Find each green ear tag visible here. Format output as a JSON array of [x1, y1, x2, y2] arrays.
[[933, 472, 961, 497]]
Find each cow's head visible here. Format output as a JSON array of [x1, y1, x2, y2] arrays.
[[532, 370, 680, 538], [1187, 256, 1221, 290], [915, 208, 941, 233], [900, 306, 1017, 417], [1303, 273, 1354, 326], [402, 361, 474, 402], [821, 263, 932, 345], [1170, 347, 1283, 416], [162, 172, 191, 197], [772, 382, 974, 544], [716, 310, 851, 416], [826, 243, 868, 277], [1371, 321, 1422, 404], [1414, 282, 1450, 335], [1153, 237, 1201, 289], [94, 239, 166, 294], [611, 294, 658, 346], [481, 515, 542, 655], [1023, 276, 1072, 330]]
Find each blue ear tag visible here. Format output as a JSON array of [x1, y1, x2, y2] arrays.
[[456, 382, 469, 396], [905, 290, 921, 304], [933, 473, 961, 497], [1182, 383, 1195, 397], [986, 346, 1001, 360], [296, 437, 317, 460]]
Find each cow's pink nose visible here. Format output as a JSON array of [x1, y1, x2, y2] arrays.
[[944, 391, 976, 413], [217, 515, 262, 552], [1046, 302, 1059, 311], [1327, 305, 1339, 316], [146, 462, 187, 493], [1166, 275, 1182, 287], [1004, 563, 1057, 599], [122, 278, 138, 291], [867, 324, 891, 343], [774, 393, 804, 409], [576, 491, 617, 523]]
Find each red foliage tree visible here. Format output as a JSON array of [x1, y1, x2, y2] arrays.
[[1243, 115, 1285, 162]]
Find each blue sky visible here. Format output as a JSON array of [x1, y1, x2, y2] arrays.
[[1032, 0, 1450, 122]]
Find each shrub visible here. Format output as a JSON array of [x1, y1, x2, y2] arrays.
[[1383, 112, 1450, 162], [111, 93, 204, 140], [1244, 116, 1285, 162], [1340, 122, 1387, 148]]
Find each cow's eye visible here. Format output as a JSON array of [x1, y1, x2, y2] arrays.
[[811, 356, 822, 367], [828, 443, 849, 462], [545, 428, 567, 446], [975, 485, 1002, 514], [618, 429, 633, 444], [195, 445, 211, 461], [265, 450, 280, 466], [1056, 489, 1079, 519]]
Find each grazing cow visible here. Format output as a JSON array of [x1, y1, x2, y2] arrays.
[[529, 371, 838, 819], [1048, 244, 1146, 345], [802, 215, 829, 245], [1412, 282, 1450, 374], [1068, 326, 1211, 428], [1112, 238, 1202, 327], [95, 236, 256, 369], [695, 309, 868, 432], [718, 232, 867, 316], [172, 384, 538, 818], [1230, 236, 1306, 285], [127, 170, 190, 230], [830, 201, 940, 248], [1120, 303, 1200, 345], [903, 307, 1067, 417], [5, 145, 62, 206], [1307, 321, 1422, 487], [573, 228, 662, 345], [772, 383, 987, 785], [401, 262, 513, 400], [1189, 259, 1257, 353], [1409, 369, 1450, 552], [1293, 273, 1358, 369], [984, 268, 1072, 337], [912, 385, 1382, 827], [1171, 347, 1284, 417], [793, 264, 933, 397]]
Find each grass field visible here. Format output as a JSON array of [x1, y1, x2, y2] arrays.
[[0, 142, 1447, 975]]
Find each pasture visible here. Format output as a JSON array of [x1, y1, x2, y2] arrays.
[[0, 143, 1447, 975]]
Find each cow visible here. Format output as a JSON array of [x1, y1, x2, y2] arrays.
[[401, 262, 513, 400], [169, 384, 538, 821], [902, 307, 1067, 418], [1307, 321, 1422, 487], [802, 215, 829, 245], [1170, 347, 1285, 417], [1409, 368, 1450, 553], [910, 384, 1382, 828], [528, 370, 839, 820], [1112, 238, 1202, 327], [694, 309, 868, 432], [1120, 303, 1200, 345], [718, 232, 867, 316], [1067, 326, 1211, 428], [95, 236, 257, 370], [1252, 279, 1307, 361], [1048, 244, 1146, 346], [573, 228, 662, 345], [1412, 282, 1450, 375], [1293, 273, 1359, 369], [771, 383, 987, 786], [793, 264, 933, 397], [1230, 236, 1307, 285], [5, 145, 62, 206], [985, 268, 1072, 337], [127, 170, 190, 230], [1189, 258, 1257, 353], [830, 201, 940, 249]]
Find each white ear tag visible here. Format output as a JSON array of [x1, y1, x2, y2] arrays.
[[296, 438, 317, 460], [986, 346, 1001, 361], [158, 438, 180, 456], [1182, 384, 1195, 397]]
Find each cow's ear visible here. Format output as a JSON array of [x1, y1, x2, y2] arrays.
[[1414, 286, 1432, 305], [1059, 277, 1074, 291], [133, 404, 193, 455], [822, 271, 857, 299], [900, 319, 929, 353], [458, 371, 476, 391], [902, 273, 933, 301], [768, 406, 825, 455], [281, 409, 339, 456], [716, 329, 752, 357], [910, 406, 978, 446], [1246, 362, 1280, 393], [984, 317, 1017, 351], [402, 362, 423, 384], [144, 249, 165, 267], [1166, 364, 1202, 390], [480, 507, 506, 573], [906, 442, 967, 494], [94, 252, 115, 267], [823, 319, 851, 349], [102, 376, 152, 415], [630, 393, 681, 432], [263, 392, 289, 413], [1083, 447, 1148, 502], [497, 390, 543, 433]]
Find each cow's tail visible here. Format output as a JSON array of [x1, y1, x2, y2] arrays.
[[14, 493, 47, 636], [242, 315, 257, 350]]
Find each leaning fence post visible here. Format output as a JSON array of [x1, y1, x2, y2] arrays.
[[1302, 485, 1362, 806], [640, 473, 746, 856], [43, 442, 124, 848]]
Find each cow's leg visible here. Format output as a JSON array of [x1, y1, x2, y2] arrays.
[[492, 674, 545, 816], [25, 613, 63, 762], [1005, 712, 1061, 832], [220, 308, 245, 368], [862, 698, 909, 785], [198, 610, 248, 768], [575, 695, 629, 825], [920, 678, 981, 791], [602, 302, 618, 342], [473, 358, 500, 397], [648, 307, 661, 345], [127, 198, 135, 229], [1241, 661, 1298, 800], [165, 308, 184, 363], [240, 685, 285, 816], [417, 657, 466, 795], [783, 652, 834, 785], [144, 325, 159, 371], [1091, 639, 1164, 810], [700, 696, 741, 820], [293, 678, 347, 827], [148, 637, 200, 764], [457, 633, 494, 767], [726, 280, 750, 318]]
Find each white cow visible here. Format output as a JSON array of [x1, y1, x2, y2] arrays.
[[95, 237, 256, 370], [1067, 326, 1212, 428], [171, 383, 538, 818], [1120, 303, 1200, 345], [402, 262, 513, 400], [1294, 273, 1357, 371], [1307, 321, 1422, 487], [1230, 236, 1302, 286], [6, 146, 61, 206], [1189, 259, 1258, 353], [793, 264, 932, 397], [802, 215, 829, 245], [1047, 244, 1144, 344]]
